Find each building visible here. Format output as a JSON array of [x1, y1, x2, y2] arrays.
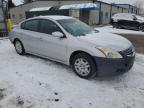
[[116, 4, 139, 14], [10, 0, 92, 24], [26, 3, 100, 25], [9, 0, 139, 25]]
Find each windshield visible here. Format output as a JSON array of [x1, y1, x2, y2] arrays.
[[57, 19, 98, 36]]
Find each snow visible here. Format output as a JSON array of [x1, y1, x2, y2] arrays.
[[98, 0, 137, 5], [37, 15, 74, 20], [96, 26, 144, 35], [29, 7, 51, 12], [59, 3, 99, 10], [112, 13, 135, 22], [112, 13, 144, 23], [0, 39, 144, 108], [136, 15, 144, 20]]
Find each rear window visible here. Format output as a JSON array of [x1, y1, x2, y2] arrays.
[[21, 19, 39, 32]]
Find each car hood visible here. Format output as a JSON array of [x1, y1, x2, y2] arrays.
[[77, 32, 132, 51], [136, 16, 144, 23], [137, 19, 144, 23]]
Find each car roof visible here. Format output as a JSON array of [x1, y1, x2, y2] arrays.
[[114, 13, 135, 16], [31, 15, 74, 20]]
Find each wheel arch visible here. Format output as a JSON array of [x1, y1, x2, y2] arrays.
[[13, 38, 21, 44], [69, 50, 97, 66]]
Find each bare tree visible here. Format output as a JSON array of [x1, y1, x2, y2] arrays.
[[134, 0, 144, 15]]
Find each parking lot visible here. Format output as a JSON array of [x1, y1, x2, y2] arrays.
[[0, 0, 144, 107], [0, 37, 144, 108], [96, 26, 144, 53]]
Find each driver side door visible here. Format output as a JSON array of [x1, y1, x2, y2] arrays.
[[36, 19, 68, 62]]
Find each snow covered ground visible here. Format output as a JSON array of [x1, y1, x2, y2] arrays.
[[96, 26, 144, 35], [0, 39, 144, 108]]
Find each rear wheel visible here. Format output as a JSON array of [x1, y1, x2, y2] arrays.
[[14, 39, 25, 55], [113, 23, 118, 28], [118, 24, 122, 29], [114, 23, 121, 29], [72, 53, 97, 79]]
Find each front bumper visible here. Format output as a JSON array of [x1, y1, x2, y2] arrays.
[[93, 55, 135, 76]]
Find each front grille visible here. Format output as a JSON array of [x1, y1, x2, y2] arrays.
[[119, 46, 135, 57]]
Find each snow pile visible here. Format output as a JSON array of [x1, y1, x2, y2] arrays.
[[111, 13, 135, 22], [29, 7, 51, 12], [0, 39, 144, 108], [96, 26, 144, 35], [59, 3, 99, 10]]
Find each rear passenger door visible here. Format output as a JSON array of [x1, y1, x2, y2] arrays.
[[20, 19, 41, 54]]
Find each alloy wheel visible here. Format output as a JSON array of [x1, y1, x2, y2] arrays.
[[74, 58, 91, 77], [15, 41, 23, 54]]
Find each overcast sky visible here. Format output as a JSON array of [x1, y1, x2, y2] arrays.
[[12, 0, 141, 5]]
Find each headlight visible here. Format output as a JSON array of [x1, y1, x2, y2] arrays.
[[96, 47, 122, 58]]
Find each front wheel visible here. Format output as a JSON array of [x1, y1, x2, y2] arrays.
[[14, 39, 25, 55], [139, 25, 144, 32], [72, 53, 97, 79]]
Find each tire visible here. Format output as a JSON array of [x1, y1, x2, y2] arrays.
[[116, 22, 122, 29], [14, 39, 25, 55], [118, 25, 122, 29], [113, 23, 118, 28], [72, 53, 97, 79], [115, 23, 120, 29], [139, 25, 144, 32]]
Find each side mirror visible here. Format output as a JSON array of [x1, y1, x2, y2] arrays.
[[133, 17, 137, 21], [52, 31, 64, 38]]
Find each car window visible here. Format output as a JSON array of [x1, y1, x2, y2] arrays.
[[58, 19, 96, 36], [21, 22, 25, 29], [25, 20, 39, 31], [21, 19, 39, 32], [39, 19, 62, 35]]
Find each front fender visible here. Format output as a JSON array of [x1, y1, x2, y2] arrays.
[[66, 47, 105, 65]]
